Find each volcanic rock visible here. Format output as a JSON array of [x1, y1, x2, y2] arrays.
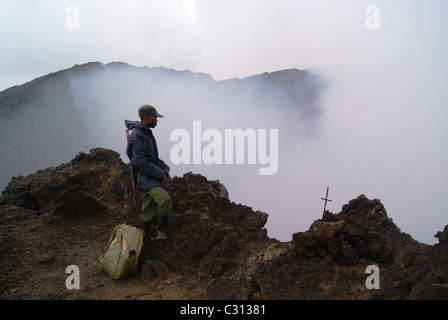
[[0, 148, 446, 300]]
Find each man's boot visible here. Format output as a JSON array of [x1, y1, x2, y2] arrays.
[[138, 221, 152, 244], [156, 215, 168, 240]]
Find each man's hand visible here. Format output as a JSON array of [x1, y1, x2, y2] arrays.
[[161, 175, 168, 183]]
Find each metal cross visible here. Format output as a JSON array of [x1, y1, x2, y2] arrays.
[[321, 187, 332, 215]]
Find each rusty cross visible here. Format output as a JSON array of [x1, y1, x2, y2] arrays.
[[321, 187, 332, 215]]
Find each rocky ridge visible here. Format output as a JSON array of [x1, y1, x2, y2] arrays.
[[0, 148, 447, 300]]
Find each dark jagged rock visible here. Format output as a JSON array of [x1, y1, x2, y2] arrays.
[[206, 270, 258, 300], [0, 148, 446, 300], [292, 195, 403, 265], [1, 148, 133, 218]]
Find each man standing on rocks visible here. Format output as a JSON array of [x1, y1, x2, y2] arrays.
[[125, 105, 172, 242]]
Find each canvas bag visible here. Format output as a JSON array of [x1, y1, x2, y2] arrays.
[[98, 223, 143, 280]]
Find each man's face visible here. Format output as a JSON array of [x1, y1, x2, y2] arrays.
[[144, 116, 158, 128]]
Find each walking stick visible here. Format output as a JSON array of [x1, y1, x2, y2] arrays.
[[126, 129, 138, 208]]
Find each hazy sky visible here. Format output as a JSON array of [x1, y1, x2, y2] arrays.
[[1, 0, 445, 89], [1, 0, 448, 244]]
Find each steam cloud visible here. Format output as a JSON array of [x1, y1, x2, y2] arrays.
[[63, 59, 447, 245]]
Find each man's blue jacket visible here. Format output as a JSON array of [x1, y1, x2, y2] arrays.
[[125, 120, 170, 193]]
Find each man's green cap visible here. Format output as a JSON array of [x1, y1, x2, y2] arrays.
[[138, 104, 164, 118]]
